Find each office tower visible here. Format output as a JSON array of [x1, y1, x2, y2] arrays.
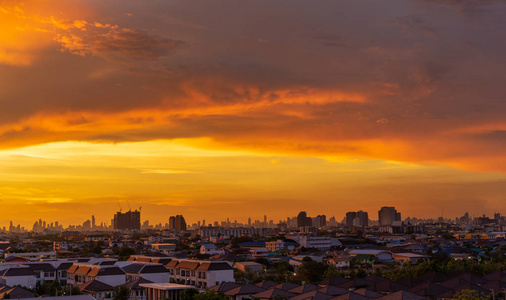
[[175, 215, 187, 231], [378, 206, 400, 226], [316, 215, 326, 227], [297, 211, 312, 228], [346, 212, 357, 227], [91, 215, 96, 228], [169, 216, 176, 230], [357, 211, 368, 227], [83, 219, 91, 230], [113, 210, 141, 230]]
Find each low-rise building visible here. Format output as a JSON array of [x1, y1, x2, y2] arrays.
[[78, 280, 114, 300], [165, 259, 234, 289], [0, 268, 36, 289], [265, 240, 285, 252], [393, 253, 429, 265], [326, 257, 351, 269], [122, 263, 170, 283], [349, 249, 394, 263], [123, 278, 152, 300], [200, 244, 225, 256], [140, 283, 195, 300], [66, 264, 126, 289], [150, 244, 176, 254], [233, 262, 263, 273], [298, 236, 342, 250]]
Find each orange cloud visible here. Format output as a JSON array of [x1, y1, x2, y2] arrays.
[[0, 0, 182, 67]]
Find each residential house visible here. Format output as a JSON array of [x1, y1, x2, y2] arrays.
[[66, 264, 126, 289], [349, 249, 394, 263], [123, 277, 153, 300], [78, 280, 114, 300], [0, 267, 36, 289], [393, 253, 429, 265], [200, 244, 225, 256], [140, 283, 195, 300], [233, 262, 263, 273], [122, 263, 170, 283], [0, 285, 35, 298], [165, 259, 234, 289]]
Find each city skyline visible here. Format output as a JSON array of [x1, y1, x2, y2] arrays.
[[1, 207, 502, 231], [2, 1, 506, 224]]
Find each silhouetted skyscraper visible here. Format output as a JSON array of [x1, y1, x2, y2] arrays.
[[169, 216, 176, 230], [175, 215, 187, 231], [357, 210, 368, 228], [113, 210, 141, 230], [317, 215, 326, 227], [346, 212, 357, 227], [378, 206, 400, 226], [297, 211, 312, 228]]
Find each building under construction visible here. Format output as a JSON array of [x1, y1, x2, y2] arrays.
[[113, 210, 141, 230]]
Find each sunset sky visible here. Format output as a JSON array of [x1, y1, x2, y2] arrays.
[[1, 0, 506, 227]]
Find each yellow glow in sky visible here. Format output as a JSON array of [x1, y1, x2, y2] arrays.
[[1, 139, 505, 227]]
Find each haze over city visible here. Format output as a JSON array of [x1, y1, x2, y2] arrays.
[[2, 0, 506, 227]]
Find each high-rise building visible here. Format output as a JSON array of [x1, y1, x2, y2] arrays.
[[169, 216, 176, 230], [378, 207, 401, 226], [83, 219, 91, 230], [357, 211, 368, 228], [113, 210, 141, 230], [168, 215, 186, 231], [345, 212, 357, 227], [297, 211, 312, 228], [297, 211, 307, 228], [316, 215, 326, 227], [175, 215, 187, 231]]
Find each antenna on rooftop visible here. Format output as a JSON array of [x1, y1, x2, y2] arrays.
[[126, 199, 132, 211], [117, 199, 122, 212]]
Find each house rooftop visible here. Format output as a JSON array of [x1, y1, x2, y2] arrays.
[[139, 283, 196, 291]]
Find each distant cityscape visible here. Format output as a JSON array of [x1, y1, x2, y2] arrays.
[[3, 206, 504, 235]]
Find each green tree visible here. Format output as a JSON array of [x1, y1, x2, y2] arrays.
[[118, 245, 136, 259], [92, 244, 103, 255], [295, 260, 329, 283], [356, 268, 367, 279], [452, 289, 489, 300], [193, 290, 227, 300], [113, 286, 129, 300], [324, 265, 341, 279], [255, 258, 271, 268], [70, 287, 82, 295], [180, 288, 199, 300]]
